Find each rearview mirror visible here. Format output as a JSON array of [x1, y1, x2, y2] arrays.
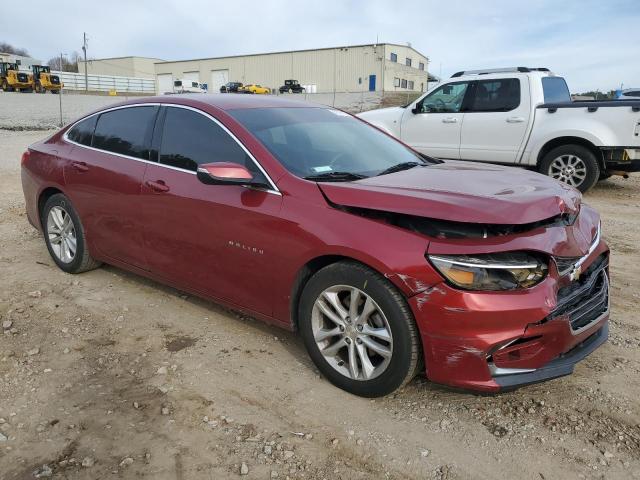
[[197, 162, 254, 185]]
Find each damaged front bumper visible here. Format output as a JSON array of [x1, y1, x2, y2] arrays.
[[409, 227, 610, 392]]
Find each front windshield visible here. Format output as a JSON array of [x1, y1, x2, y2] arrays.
[[228, 107, 429, 179]]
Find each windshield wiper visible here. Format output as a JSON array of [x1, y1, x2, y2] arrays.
[[303, 171, 368, 182], [377, 161, 425, 176]]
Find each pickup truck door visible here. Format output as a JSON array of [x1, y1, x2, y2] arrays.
[[459, 77, 531, 163], [400, 81, 471, 159]]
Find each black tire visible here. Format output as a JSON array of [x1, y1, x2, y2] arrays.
[[41, 194, 101, 274], [539, 144, 599, 193], [1, 80, 7, 91], [598, 172, 612, 181], [298, 261, 421, 397]]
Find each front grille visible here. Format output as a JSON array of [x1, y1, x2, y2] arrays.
[[553, 254, 609, 332], [17, 73, 28, 82]]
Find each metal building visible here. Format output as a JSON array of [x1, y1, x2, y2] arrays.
[[154, 43, 429, 95], [77, 56, 164, 79]]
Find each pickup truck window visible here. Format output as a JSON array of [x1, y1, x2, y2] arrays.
[[417, 82, 469, 113], [542, 77, 570, 103], [469, 78, 520, 112]]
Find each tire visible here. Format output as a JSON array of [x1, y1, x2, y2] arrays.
[[598, 172, 612, 181], [288, 88, 293, 93], [298, 261, 421, 397], [1, 80, 7, 91], [41, 194, 101, 274], [539, 144, 599, 193]]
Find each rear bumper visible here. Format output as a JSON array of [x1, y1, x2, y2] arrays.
[[601, 147, 640, 172], [408, 245, 609, 393]]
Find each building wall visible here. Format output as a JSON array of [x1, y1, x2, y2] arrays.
[[382, 44, 430, 92], [0, 53, 41, 72], [154, 44, 429, 94], [78, 57, 162, 79]]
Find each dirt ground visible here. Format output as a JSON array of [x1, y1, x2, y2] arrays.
[[0, 129, 639, 480]]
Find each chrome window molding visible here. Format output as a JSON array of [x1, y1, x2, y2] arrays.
[[62, 102, 281, 196]]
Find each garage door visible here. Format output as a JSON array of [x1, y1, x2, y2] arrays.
[[157, 74, 173, 95], [210, 70, 229, 94]]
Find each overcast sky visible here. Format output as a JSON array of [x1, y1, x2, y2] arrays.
[[2, 0, 638, 92]]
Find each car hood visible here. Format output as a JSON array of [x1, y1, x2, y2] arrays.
[[318, 161, 581, 225]]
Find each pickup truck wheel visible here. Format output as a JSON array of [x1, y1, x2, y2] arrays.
[[540, 145, 599, 192], [298, 261, 421, 397]]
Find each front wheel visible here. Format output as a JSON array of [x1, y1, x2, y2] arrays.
[[299, 261, 421, 397], [41, 194, 101, 273], [539, 144, 599, 192]]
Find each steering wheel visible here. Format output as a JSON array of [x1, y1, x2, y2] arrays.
[[328, 151, 350, 170], [433, 98, 446, 112]]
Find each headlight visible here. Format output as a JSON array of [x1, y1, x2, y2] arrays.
[[428, 252, 548, 291]]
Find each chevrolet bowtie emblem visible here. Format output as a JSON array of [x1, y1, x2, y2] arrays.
[[569, 264, 582, 281]]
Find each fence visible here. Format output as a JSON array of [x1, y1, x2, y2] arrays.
[[54, 71, 155, 94]]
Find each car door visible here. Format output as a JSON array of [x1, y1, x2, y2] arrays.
[[459, 77, 532, 163], [399, 81, 471, 159], [139, 105, 283, 315], [63, 105, 158, 269]]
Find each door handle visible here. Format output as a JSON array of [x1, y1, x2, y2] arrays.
[[145, 180, 170, 193], [442, 117, 458, 123], [71, 161, 88, 172], [506, 116, 525, 123]]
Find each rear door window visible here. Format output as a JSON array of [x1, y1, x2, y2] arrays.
[[67, 115, 97, 146], [542, 77, 571, 103], [158, 107, 268, 182], [92, 106, 157, 159], [469, 78, 521, 112]]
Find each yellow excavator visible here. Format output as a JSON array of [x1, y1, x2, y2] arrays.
[[0, 62, 33, 92], [31, 65, 63, 94]]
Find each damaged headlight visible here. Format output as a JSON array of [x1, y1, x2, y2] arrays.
[[428, 252, 548, 291]]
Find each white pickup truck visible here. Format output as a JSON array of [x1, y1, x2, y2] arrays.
[[358, 67, 640, 192]]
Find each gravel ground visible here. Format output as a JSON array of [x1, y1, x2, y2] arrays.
[[0, 121, 639, 479], [0, 91, 410, 131]]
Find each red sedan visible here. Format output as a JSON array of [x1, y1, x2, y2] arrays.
[[20, 95, 609, 397]]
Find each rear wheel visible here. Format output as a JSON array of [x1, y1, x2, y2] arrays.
[[1, 79, 7, 91], [539, 144, 599, 193], [299, 261, 421, 397], [41, 194, 101, 273]]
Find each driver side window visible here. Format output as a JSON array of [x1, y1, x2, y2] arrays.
[[417, 82, 469, 113]]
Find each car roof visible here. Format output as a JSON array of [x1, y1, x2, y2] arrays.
[[116, 94, 323, 111]]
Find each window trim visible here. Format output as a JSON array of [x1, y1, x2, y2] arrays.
[[63, 103, 281, 195], [405, 57, 412, 67]]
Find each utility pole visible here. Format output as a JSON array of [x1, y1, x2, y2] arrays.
[[82, 32, 88, 92], [59, 53, 66, 127]]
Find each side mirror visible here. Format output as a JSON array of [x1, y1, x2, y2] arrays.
[[411, 103, 422, 114], [197, 162, 254, 185]]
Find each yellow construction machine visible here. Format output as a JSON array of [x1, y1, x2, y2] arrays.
[[0, 62, 33, 92], [31, 65, 63, 94]]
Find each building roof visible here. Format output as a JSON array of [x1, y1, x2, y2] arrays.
[[155, 43, 429, 65], [82, 56, 165, 62]]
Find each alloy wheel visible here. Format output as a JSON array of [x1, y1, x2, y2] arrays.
[[311, 285, 393, 381], [548, 154, 587, 187], [46, 206, 77, 263]]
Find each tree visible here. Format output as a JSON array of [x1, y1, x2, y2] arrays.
[[47, 51, 81, 72], [0, 42, 29, 56]]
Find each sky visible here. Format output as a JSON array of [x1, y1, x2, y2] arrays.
[[1, 0, 638, 93]]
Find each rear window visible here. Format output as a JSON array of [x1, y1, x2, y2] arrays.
[[542, 77, 571, 103], [470, 78, 520, 112], [92, 106, 157, 159], [67, 115, 97, 146]]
